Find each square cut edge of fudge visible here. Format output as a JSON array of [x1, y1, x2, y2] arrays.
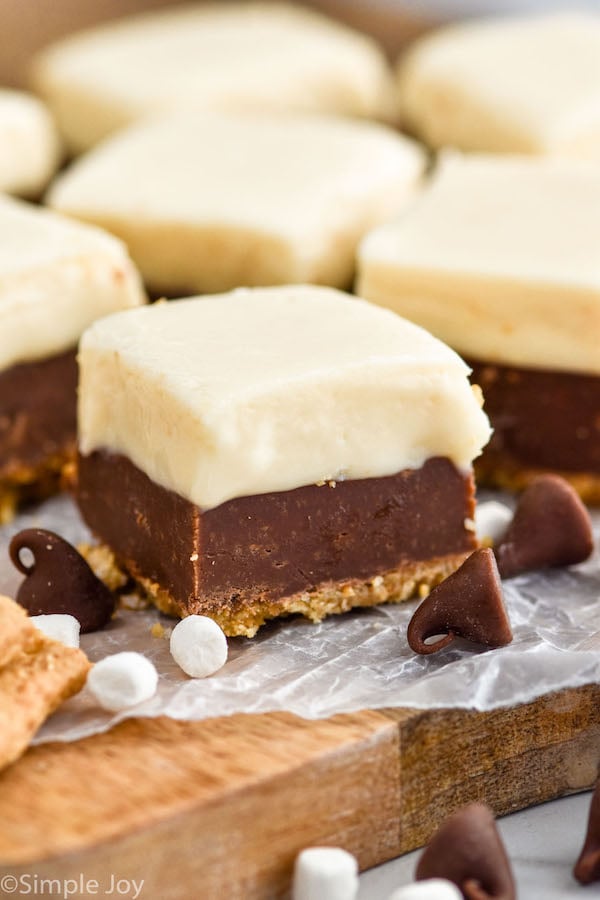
[[357, 154, 600, 500], [0, 194, 145, 521], [76, 285, 491, 637]]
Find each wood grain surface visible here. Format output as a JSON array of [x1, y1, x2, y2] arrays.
[[1, 685, 599, 899]]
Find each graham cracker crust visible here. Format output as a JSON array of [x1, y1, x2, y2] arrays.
[[0, 449, 75, 524], [81, 545, 471, 638], [475, 457, 600, 506]]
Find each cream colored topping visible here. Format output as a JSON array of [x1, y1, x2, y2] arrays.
[[78, 286, 491, 510], [0, 196, 146, 371], [32, 2, 395, 154], [0, 89, 61, 197], [48, 112, 425, 294], [397, 12, 600, 158], [357, 154, 600, 375]]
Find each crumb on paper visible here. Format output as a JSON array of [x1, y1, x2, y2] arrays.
[[120, 593, 151, 611], [150, 622, 172, 640]]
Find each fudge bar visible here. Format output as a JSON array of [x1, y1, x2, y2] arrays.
[[397, 12, 600, 159], [32, 2, 395, 155], [0, 88, 60, 197], [357, 154, 600, 500], [76, 286, 490, 637], [0, 195, 145, 521], [47, 111, 424, 295]]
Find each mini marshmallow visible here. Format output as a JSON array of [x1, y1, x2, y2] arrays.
[[293, 847, 359, 900], [170, 615, 228, 678], [30, 614, 80, 648], [388, 880, 462, 900], [475, 501, 513, 546], [87, 651, 158, 711]]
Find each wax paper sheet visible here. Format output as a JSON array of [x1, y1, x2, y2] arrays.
[[0, 492, 598, 745]]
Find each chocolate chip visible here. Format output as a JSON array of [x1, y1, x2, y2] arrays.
[[407, 549, 512, 655], [9, 528, 115, 633], [574, 781, 600, 885], [495, 475, 594, 579], [416, 803, 516, 900]]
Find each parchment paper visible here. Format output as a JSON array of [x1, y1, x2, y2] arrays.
[[0, 492, 598, 745]]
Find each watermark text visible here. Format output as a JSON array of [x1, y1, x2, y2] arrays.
[[0, 874, 144, 899]]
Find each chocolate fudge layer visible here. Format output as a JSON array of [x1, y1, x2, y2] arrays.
[[470, 360, 600, 503], [77, 452, 476, 637], [0, 350, 77, 522], [77, 286, 490, 636]]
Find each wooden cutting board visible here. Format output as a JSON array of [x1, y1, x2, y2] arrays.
[[0, 684, 598, 899]]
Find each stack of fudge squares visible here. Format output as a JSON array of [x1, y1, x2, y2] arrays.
[[1, 3, 598, 637]]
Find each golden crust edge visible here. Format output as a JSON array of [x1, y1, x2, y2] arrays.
[[475, 459, 600, 505], [0, 449, 76, 524], [81, 546, 472, 638]]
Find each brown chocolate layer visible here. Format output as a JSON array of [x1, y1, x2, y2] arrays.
[[77, 453, 476, 632], [470, 359, 600, 495], [0, 349, 77, 489]]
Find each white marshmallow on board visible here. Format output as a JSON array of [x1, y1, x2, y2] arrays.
[[388, 879, 463, 899], [87, 651, 158, 712], [292, 847, 359, 900], [474, 501, 513, 546], [30, 613, 80, 648], [170, 615, 228, 678]]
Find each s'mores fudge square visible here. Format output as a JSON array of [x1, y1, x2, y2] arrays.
[[0, 196, 145, 520], [0, 89, 61, 197], [48, 112, 425, 295], [396, 12, 600, 159], [32, 2, 395, 155], [357, 154, 600, 500], [76, 286, 490, 637]]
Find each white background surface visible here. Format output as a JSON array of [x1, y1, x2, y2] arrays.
[[358, 792, 595, 898]]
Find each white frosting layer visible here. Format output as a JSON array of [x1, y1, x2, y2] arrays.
[[397, 12, 600, 158], [0, 89, 61, 197], [357, 154, 600, 375], [0, 196, 146, 371], [78, 286, 490, 510], [33, 2, 395, 154], [48, 112, 425, 294]]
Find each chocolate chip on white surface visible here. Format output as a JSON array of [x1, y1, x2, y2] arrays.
[[407, 549, 512, 655], [495, 475, 594, 578], [10, 528, 116, 633], [416, 803, 516, 900], [292, 847, 359, 900], [87, 652, 158, 712], [574, 780, 600, 885], [170, 615, 228, 678]]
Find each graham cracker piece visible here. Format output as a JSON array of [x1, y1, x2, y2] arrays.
[[0, 594, 90, 771], [0, 594, 39, 668]]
